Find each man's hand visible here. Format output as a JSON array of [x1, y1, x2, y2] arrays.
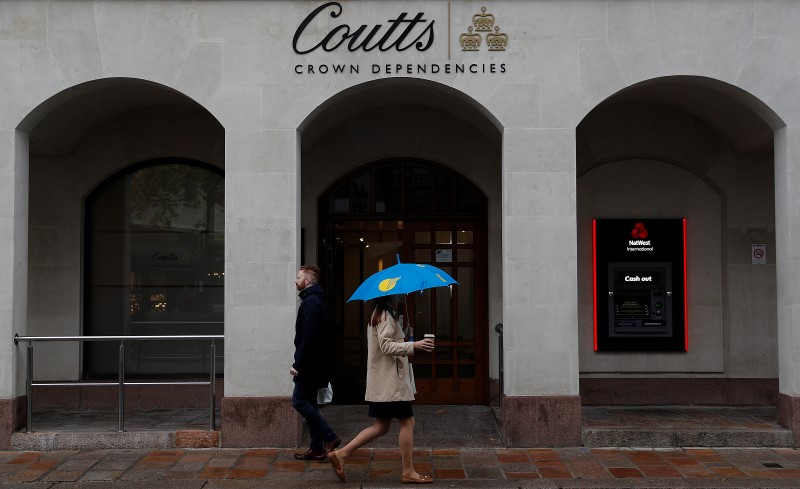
[[290, 367, 299, 377]]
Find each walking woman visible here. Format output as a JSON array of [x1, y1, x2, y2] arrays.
[[328, 293, 435, 484]]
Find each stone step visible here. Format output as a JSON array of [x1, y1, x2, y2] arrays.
[[11, 430, 219, 451], [583, 428, 794, 448]]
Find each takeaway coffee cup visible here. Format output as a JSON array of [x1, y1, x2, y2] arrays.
[[423, 334, 435, 343]]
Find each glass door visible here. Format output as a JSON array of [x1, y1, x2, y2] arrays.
[[327, 219, 406, 402], [320, 159, 488, 404], [403, 221, 487, 404], [326, 219, 487, 404]]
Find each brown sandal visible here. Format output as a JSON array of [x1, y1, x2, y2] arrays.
[[401, 473, 433, 484], [327, 450, 345, 482]]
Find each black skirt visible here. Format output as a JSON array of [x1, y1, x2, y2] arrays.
[[367, 401, 414, 419]]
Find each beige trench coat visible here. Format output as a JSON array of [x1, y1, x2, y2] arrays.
[[364, 310, 416, 402]]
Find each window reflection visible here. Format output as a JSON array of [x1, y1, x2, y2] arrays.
[[328, 161, 486, 217], [375, 166, 401, 213], [435, 231, 452, 244], [433, 173, 453, 213], [353, 172, 370, 213], [85, 161, 224, 377], [404, 166, 431, 212], [330, 181, 350, 213], [457, 230, 474, 244]]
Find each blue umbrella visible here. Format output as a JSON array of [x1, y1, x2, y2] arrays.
[[348, 255, 458, 302]]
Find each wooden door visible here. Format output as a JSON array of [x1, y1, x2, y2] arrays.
[[403, 220, 488, 404]]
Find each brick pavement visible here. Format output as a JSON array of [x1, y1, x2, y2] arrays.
[[8, 406, 800, 486], [0, 447, 800, 487]]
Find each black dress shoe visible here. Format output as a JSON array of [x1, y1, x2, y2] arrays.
[[294, 448, 326, 460], [323, 436, 342, 454]]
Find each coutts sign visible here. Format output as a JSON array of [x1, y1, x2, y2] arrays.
[[293, 2, 434, 54], [292, 2, 508, 75]]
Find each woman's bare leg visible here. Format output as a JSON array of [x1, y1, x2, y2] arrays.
[[336, 418, 392, 463], [398, 416, 420, 477]]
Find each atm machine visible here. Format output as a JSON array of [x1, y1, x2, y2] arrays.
[[608, 262, 672, 338], [593, 219, 686, 352]]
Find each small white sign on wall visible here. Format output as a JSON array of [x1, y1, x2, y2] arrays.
[[752, 244, 767, 265], [435, 249, 452, 263]]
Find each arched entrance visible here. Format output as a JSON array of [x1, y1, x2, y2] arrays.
[[576, 76, 781, 406], [320, 159, 488, 404], [23, 78, 224, 385], [299, 78, 503, 407]]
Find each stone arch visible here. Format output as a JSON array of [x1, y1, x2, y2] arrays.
[[20, 78, 224, 386], [299, 77, 502, 258], [298, 77, 504, 391], [577, 75, 784, 406]]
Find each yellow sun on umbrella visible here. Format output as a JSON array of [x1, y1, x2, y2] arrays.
[[378, 277, 401, 292]]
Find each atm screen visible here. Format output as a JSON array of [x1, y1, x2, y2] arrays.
[[614, 292, 649, 318], [608, 261, 672, 338], [614, 271, 662, 287]]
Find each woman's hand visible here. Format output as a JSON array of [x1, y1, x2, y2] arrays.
[[413, 338, 435, 353]]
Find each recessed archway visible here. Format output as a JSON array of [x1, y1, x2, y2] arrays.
[[22, 78, 224, 388], [577, 76, 782, 406], [299, 78, 502, 404]]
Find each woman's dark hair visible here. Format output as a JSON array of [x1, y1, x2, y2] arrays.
[[370, 295, 398, 327]]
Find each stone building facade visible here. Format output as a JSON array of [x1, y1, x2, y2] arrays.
[[0, 0, 798, 447]]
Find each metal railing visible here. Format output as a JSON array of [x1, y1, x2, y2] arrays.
[[494, 323, 503, 404], [13, 334, 223, 434]]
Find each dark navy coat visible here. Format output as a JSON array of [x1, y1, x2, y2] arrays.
[[292, 284, 334, 388]]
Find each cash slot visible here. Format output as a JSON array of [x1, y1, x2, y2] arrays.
[[608, 262, 672, 338]]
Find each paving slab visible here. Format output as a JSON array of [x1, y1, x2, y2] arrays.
[[0, 447, 795, 488], [4, 405, 798, 487]]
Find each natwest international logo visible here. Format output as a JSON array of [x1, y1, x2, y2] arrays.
[[631, 222, 649, 239], [627, 222, 653, 251]]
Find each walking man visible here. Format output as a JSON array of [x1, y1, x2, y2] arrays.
[[290, 264, 341, 460]]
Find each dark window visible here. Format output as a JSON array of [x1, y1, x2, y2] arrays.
[[433, 172, 454, 213], [329, 181, 350, 213], [327, 160, 484, 217], [375, 165, 402, 213], [84, 160, 224, 377], [353, 171, 371, 213], [404, 165, 431, 212]]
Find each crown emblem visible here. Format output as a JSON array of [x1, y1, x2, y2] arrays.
[[486, 26, 508, 51], [459, 6, 509, 52], [472, 7, 495, 32], [459, 26, 481, 51]]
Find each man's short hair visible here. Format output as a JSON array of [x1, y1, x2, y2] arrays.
[[299, 264, 320, 284]]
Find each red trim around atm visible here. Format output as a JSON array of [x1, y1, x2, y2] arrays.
[[592, 219, 598, 351], [683, 218, 688, 351]]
